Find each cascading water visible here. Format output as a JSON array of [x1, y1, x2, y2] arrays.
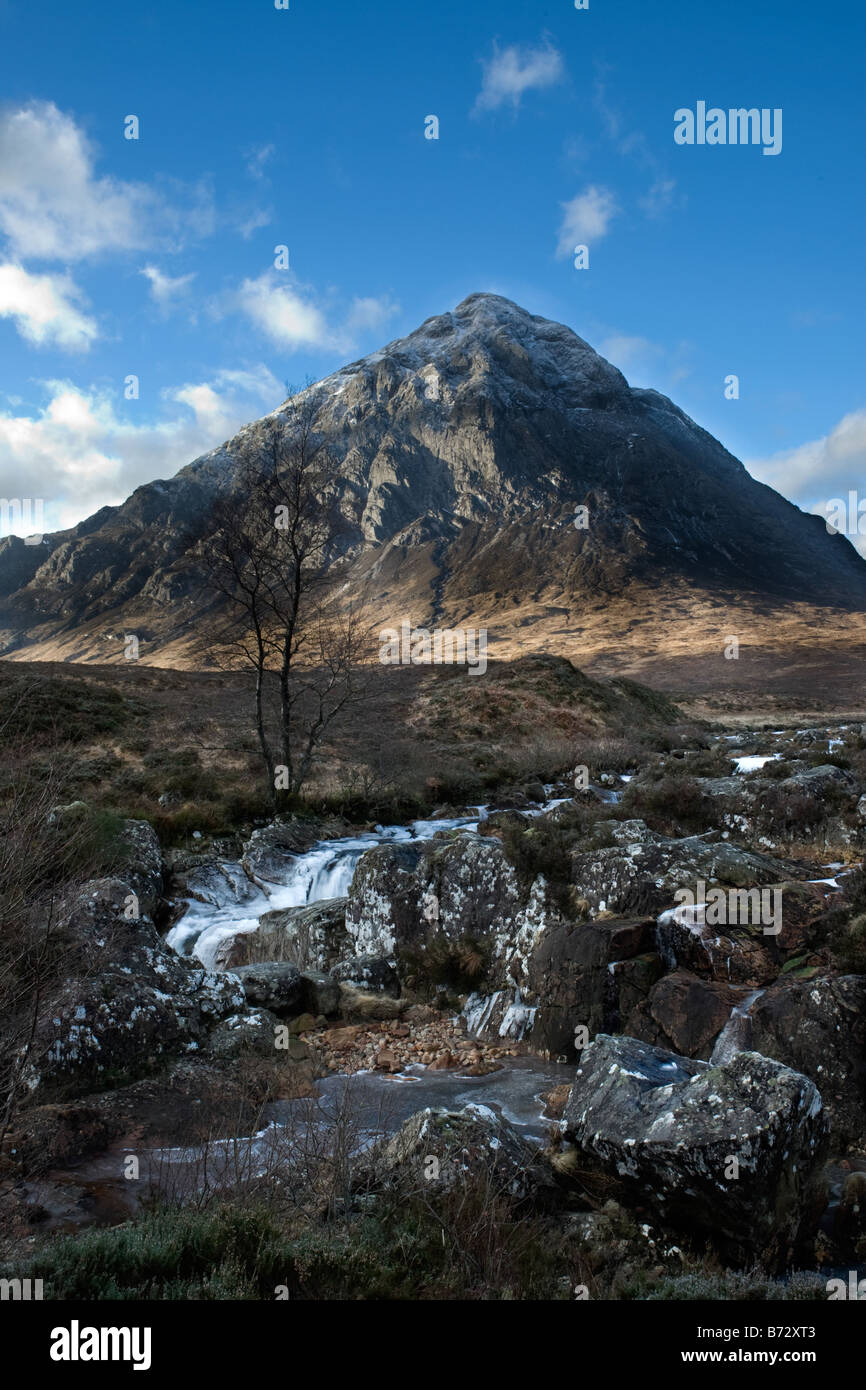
[[709, 989, 766, 1065], [166, 796, 573, 973]]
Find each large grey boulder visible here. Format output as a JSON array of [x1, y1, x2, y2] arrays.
[[354, 1104, 557, 1205], [562, 1033, 827, 1267], [330, 954, 400, 996], [22, 878, 245, 1100], [230, 962, 339, 1017], [749, 974, 866, 1148], [250, 897, 349, 972], [345, 831, 556, 991], [569, 824, 794, 918]]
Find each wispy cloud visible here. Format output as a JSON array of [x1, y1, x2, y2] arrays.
[[556, 185, 618, 257], [640, 178, 677, 219], [231, 272, 336, 350], [598, 334, 661, 373], [593, 70, 680, 221], [0, 262, 98, 350], [244, 143, 275, 180], [140, 264, 196, 306], [474, 40, 564, 114]]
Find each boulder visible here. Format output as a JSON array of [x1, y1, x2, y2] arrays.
[[354, 1104, 556, 1205], [168, 858, 256, 912], [749, 974, 866, 1147], [345, 832, 557, 991], [653, 879, 831, 988], [563, 1033, 828, 1267], [625, 970, 750, 1060], [230, 963, 338, 1017], [527, 915, 657, 1056], [247, 897, 349, 971], [230, 962, 305, 1013], [476, 809, 532, 838], [240, 816, 351, 884], [203, 1008, 287, 1060], [117, 818, 165, 916], [569, 825, 794, 919], [240, 825, 300, 884], [301, 970, 340, 1017], [48, 807, 165, 916], [330, 954, 400, 996], [22, 878, 245, 1100]]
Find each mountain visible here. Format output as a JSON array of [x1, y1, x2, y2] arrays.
[[2, 292, 865, 674]]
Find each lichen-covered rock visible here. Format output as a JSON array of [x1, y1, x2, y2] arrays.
[[330, 954, 400, 995], [168, 859, 257, 912], [230, 962, 339, 1017], [202, 1008, 284, 1060], [48, 807, 165, 916], [570, 826, 794, 918], [527, 916, 658, 1056], [656, 881, 837, 988], [229, 962, 306, 1014], [22, 878, 245, 1101], [562, 1033, 827, 1267], [249, 897, 349, 971], [354, 1103, 556, 1204], [240, 825, 300, 885], [749, 974, 866, 1147], [117, 818, 165, 916], [345, 831, 557, 992], [240, 817, 351, 884]]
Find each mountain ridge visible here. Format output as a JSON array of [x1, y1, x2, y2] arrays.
[[1, 292, 864, 669]]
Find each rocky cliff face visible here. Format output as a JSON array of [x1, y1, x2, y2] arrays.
[[2, 292, 864, 665]]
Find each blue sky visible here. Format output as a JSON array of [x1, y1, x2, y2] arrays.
[[0, 0, 863, 540]]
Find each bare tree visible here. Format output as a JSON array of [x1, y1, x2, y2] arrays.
[[198, 391, 368, 806]]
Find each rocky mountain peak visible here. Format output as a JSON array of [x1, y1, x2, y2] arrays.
[[1, 293, 865, 665]]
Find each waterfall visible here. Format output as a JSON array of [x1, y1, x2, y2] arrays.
[[709, 989, 765, 1066]]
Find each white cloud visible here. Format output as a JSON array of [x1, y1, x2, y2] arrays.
[[747, 411, 866, 553], [556, 185, 618, 257], [245, 143, 275, 180], [0, 262, 97, 351], [0, 101, 212, 261], [140, 264, 196, 305], [233, 273, 335, 349], [0, 365, 283, 534], [227, 272, 399, 353], [474, 41, 564, 114]]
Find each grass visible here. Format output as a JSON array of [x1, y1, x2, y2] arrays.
[[1, 1191, 831, 1302]]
